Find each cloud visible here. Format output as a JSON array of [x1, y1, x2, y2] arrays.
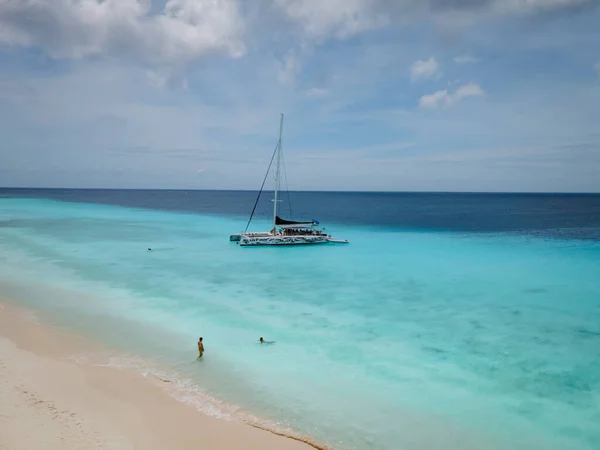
[[419, 82, 485, 108], [0, 0, 592, 68], [277, 50, 303, 84], [146, 70, 189, 90], [410, 57, 440, 81], [272, 0, 594, 44], [453, 55, 480, 63], [419, 90, 449, 109], [0, 0, 245, 64], [273, 0, 389, 40]]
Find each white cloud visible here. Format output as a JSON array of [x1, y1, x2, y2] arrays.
[[277, 51, 302, 84], [453, 55, 479, 64], [455, 83, 486, 99], [273, 0, 592, 43], [410, 57, 440, 81], [419, 90, 450, 109], [273, 0, 388, 40], [0, 0, 590, 67], [0, 0, 245, 64], [146, 70, 189, 90], [419, 83, 485, 109]]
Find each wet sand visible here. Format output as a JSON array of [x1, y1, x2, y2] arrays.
[[0, 301, 315, 450]]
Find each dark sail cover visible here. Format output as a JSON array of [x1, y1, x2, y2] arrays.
[[275, 216, 315, 225]]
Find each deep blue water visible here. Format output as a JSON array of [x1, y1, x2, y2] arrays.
[[3, 188, 600, 239], [1, 188, 600, 450]]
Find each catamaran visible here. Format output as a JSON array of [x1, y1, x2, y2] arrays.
[[230, 113, 348, 247]]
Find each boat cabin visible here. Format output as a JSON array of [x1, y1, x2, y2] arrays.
[[273, 216, 329, 237]]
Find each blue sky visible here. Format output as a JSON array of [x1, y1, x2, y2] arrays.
[[0, 0, 599, 192]]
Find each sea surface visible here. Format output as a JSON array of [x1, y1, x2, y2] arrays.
[[1, 188, 600, 450]]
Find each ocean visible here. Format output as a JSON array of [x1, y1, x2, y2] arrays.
[[1, 188, 599, 449]]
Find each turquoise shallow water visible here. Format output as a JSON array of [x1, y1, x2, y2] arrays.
[[1, 196, 600, 449]]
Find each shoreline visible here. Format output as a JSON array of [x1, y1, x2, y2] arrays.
[[0, 300, 323, 450]]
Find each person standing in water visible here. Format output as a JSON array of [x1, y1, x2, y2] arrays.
[[197, 337, 204, 358]]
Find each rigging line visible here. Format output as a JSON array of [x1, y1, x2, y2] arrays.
[[280, 148, 293, 220], [243, 142, 279, 234]]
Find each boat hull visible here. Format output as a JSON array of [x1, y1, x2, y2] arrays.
[[230, 232, 271, 242], [239, 235, 331, 246]]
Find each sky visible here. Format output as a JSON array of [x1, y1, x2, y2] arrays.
[[0, 0, 599, 192]]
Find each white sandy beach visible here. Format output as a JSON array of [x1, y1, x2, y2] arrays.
[[0, 302, 316, 450]]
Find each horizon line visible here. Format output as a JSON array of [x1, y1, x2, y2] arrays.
[[1, 186, 599, 195]]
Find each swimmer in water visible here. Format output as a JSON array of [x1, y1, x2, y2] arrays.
[[259, 337, 275, 344], [197, 337, 204, 358]]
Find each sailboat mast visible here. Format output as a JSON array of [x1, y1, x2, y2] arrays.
[[273, 113, 284, 229]]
